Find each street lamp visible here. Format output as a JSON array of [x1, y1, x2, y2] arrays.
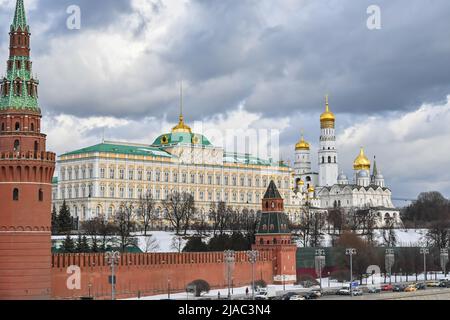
[[345, 248, 357, 296], [224, 250, 235, 300], [385, 248, 395, 285], [315, 249, 326, 290], [440, 248, 449, 277], [105, 251, 120, 300], [247, 250, 259, 300], [420, 248, 429, 281]]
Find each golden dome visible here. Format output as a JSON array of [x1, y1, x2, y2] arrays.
[[295, 134, 310, 151], [353, 147, 371, 170], [320, 95, 335, 128], [308, 186, 315, 193], [171, 115, 192, 134], [297, 179, 304, 185]]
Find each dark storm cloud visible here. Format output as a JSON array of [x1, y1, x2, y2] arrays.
[[1, 0, 450, 123]]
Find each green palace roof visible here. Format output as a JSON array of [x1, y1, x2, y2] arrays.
[[61, 142, 174, 158], [223, 152, 288, 167], [152, 132, 213, 147]]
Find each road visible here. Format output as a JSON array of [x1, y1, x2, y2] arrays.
[[320, 287, 450, 300]]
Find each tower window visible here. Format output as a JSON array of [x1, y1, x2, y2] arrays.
[[322, 156, 325, 163], [15, 122, 20, 131], [328, 156, 332, 163], [34, 141, 39, 153], [30, 123, 34, 131], [14, 140, 20, 152], [1, 123, 4, 131], [39, 189, 43, 201], [13, 188, 19, 201]]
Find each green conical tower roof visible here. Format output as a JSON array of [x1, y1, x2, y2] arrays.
[[0, 0, 39, 112], [11, 0, 29, 32]]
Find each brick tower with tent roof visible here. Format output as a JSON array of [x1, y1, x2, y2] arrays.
[[253, 180, 297, 284]]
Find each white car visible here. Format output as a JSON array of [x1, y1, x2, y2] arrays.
[[352, 288, 363, 296], [289, 295, 305, 300], [337, 288, 351, 295]]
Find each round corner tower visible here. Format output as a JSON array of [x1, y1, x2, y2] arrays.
[[0, 0, 55, 300]]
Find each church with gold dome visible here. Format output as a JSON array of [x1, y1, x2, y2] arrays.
[[291, 96, 400, 226]]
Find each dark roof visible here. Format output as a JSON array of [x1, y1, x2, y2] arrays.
[[257, 211, 291, 234], [263, 180, 282, 199]]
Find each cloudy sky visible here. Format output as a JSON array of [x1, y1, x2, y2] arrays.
[[1, 0, 449, 200]]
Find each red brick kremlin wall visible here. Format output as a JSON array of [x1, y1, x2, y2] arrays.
[[51, 251, 275, 300]]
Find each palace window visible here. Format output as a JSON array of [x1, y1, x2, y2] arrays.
[[137, 170, 143, 180], [146, 170, 152, 181], [208, 175, 212, 185], [100, 168, 105, 179], [248, 177, 252, 187], [216, 175, 221, 185], [109, 186, 115, 197], [216, 192, 221, 202], [224, 176, 229, 185], [128, 169, 134, 180], [164, 171, 169, 182], [182, 173, 187, 183], [190, 173, 195, 184], [173, 172, 178, 183], [128, 188, 134, 198], [100, 186, 105, 197], [232, 176, 237, 186], [109, 168, 115, 179], [119, 187, 125, 198], [119, 169, 124, 179], [240, 177, 245, 187]]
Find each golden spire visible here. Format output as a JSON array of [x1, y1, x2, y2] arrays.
[[353, 147, 371, 170], [295, 129, 310, 150], [320, 94, 335, 128], [172, 81, 192, 134]]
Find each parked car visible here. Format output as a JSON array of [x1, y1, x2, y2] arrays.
[[416, 283, 426, 290], [282, 292, 299, 300], [439, 279, 450, 288], [352, 288, 363, 296], [310, 289, 322, 298], [289, 295, 305, 301], [404, 285, 417, 292], [393, 284, 407, 292], [367, 287, 381, 293], [336, 288, 351, 296], [254, 287, 277, 300], [303, 292, 319, 300], [381, 284, 393, 291], [426, 281, 440, 287]]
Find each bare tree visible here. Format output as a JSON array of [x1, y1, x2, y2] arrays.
[[81, 216, 116, 251], [382, 217, 397, 247], [143, 236, 160, 253], [209, 202, 230, 236], [171, 235, 184, 253], [114, 202, 136, 252], [182, 193, 196, 236], [162, 191, 186, 235], [137, 192, 158, 236]]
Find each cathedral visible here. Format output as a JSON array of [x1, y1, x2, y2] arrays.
[[291, 96, 400, 226]]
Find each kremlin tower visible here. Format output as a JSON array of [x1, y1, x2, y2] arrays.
[[253, 181, 297, 284], [0, 0, 55, 299]]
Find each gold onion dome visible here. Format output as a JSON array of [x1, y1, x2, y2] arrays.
[[320, 95, 335, 128], [353, 147, 371, 170], [308, 186, 315, 193], [297, 179, 304, 185], [295, 134, 310, 150]]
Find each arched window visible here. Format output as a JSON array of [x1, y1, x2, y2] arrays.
[[13, 188, 19, 201], [30, 123, 34, 131], [14, 140, 20, 152], [34, 141, 38, 153], [1, 123, 4, 131], [38, 189, 43, 201], [322, 156, 325, 163], [328, 156, 332, 163], [15, 122, 20, 131], [334, 156, 337, 163]]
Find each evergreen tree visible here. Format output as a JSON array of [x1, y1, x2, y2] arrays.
[[91, 239, 99, 252], [51, 204, 59, 234], [75, 234, 90, 253], [58, 200, 73, 233], [183, 236, 208, 252], [62, 233, 75, 253]]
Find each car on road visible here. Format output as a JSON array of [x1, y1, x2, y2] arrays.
[[281, 292, 299, 300], [336, 288, 351, 296], [310, 289, 322, 298], [254, 287, 277, 300], [303, 292, 319, 300], [352, 288, 363, 296], [426, 281, 440, 287], [381, 284, 393, 291], [393, 284, 407, 292], [367, 287, 381, 293], [289, 295, 305, 301], [416, 283, 426, 290], [404, 285, 417, 292], [439, 279, 450, 288]]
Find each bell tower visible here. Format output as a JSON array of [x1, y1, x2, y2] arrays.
[[0, 0, 55, 300], [253, 181, 297, 284]]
